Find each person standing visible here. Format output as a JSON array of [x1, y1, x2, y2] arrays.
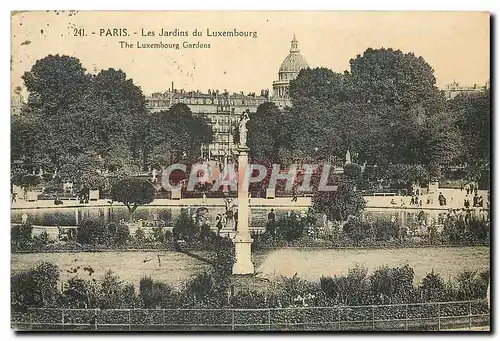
[[267, 209, 276, 239], [215, 213, 224, 236], [438, 192, 446, 206], [234, 209, 238, 231], [291, 187, 298, 202], [267, 208, 276, 222]]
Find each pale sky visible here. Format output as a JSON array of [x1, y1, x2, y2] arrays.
[[11, 11, 490, 96]]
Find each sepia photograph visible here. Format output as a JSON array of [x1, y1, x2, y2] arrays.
[[9, 10, 490, 331]]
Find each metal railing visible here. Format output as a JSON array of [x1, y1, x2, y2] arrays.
[[11, 299, 489, 331]]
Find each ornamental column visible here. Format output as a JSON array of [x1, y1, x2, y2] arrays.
[[232, 145, 254, 275]]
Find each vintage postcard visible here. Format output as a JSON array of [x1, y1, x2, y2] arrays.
[[10, 10, 490, 331]]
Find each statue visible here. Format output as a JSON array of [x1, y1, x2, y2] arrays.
[[238, 110, 250, 147], [223, 197, 236, 229], [345, 149, 352, 164]]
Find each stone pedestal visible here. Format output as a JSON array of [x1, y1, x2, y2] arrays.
[[27, 191, 38, 202], [232, 234, 254, 274], [232, 146, 254, 275], [266, 188, 275, 199], [171, 188, 182, 200], [89, 189, 99, 201]]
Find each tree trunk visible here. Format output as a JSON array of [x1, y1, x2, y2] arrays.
[[127, 204, 138, 222]]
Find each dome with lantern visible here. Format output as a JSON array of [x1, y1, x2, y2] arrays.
[[272, 35, 309, 107], [279, 35, 309, 73]]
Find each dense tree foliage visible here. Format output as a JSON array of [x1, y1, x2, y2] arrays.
[[143, 103, 212, 167], [247, 102, 290, 162], [311, 176, 366, 222], [246, 47, 489, 191], [12, 54, 213, 194]]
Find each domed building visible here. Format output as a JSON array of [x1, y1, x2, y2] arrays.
[[272, 35, 309, 107]]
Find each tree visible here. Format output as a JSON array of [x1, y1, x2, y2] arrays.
[[109, 178, 155, 221], [15, 56, 149, 181], [311, 176, 366, 221], [449, 90, 490, 186], [57, 152, 106, 194], [289, 67, 347, 111], [82, 68, 148, 163], [143, 103, 212, 166], [346, 48, 444, 113], [22, 54, 90, 115], [287, 69, 347, 161], [18, 55, 91, 173], [247, 102, 288, 162]]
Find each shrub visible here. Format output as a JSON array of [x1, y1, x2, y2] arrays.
[[454, 270, 489, 301], [151, 225, 166, 243], [231, 290, 267, 308], [419, 271, 446, 302], [76, 219, 106, 245], [140, 276, 177, 309], [134, 227, 146, 242], [369, 264, 415, 304], [11, 223, 33, 248], [442, 215, 489, 245], [33, 231, 50, 248], [11, 262, 60, 310], [106, 222, 130, 246], [64, 277, 94, 308], [173, 210, 199, 241], [275, 214, 304, 242], [371, 219, 400, 241], [342, 217, 371, 244], [97, 270, 140, 309], [319, 265, 370, 306], [184, 271, 219, 307]]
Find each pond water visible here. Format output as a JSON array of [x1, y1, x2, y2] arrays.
[[256, 246, 490, 284], [11, 205, 282, 228], [11, 246, 489, 289], [11, 204, 478, 230], [11, 251, 211, 290]]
